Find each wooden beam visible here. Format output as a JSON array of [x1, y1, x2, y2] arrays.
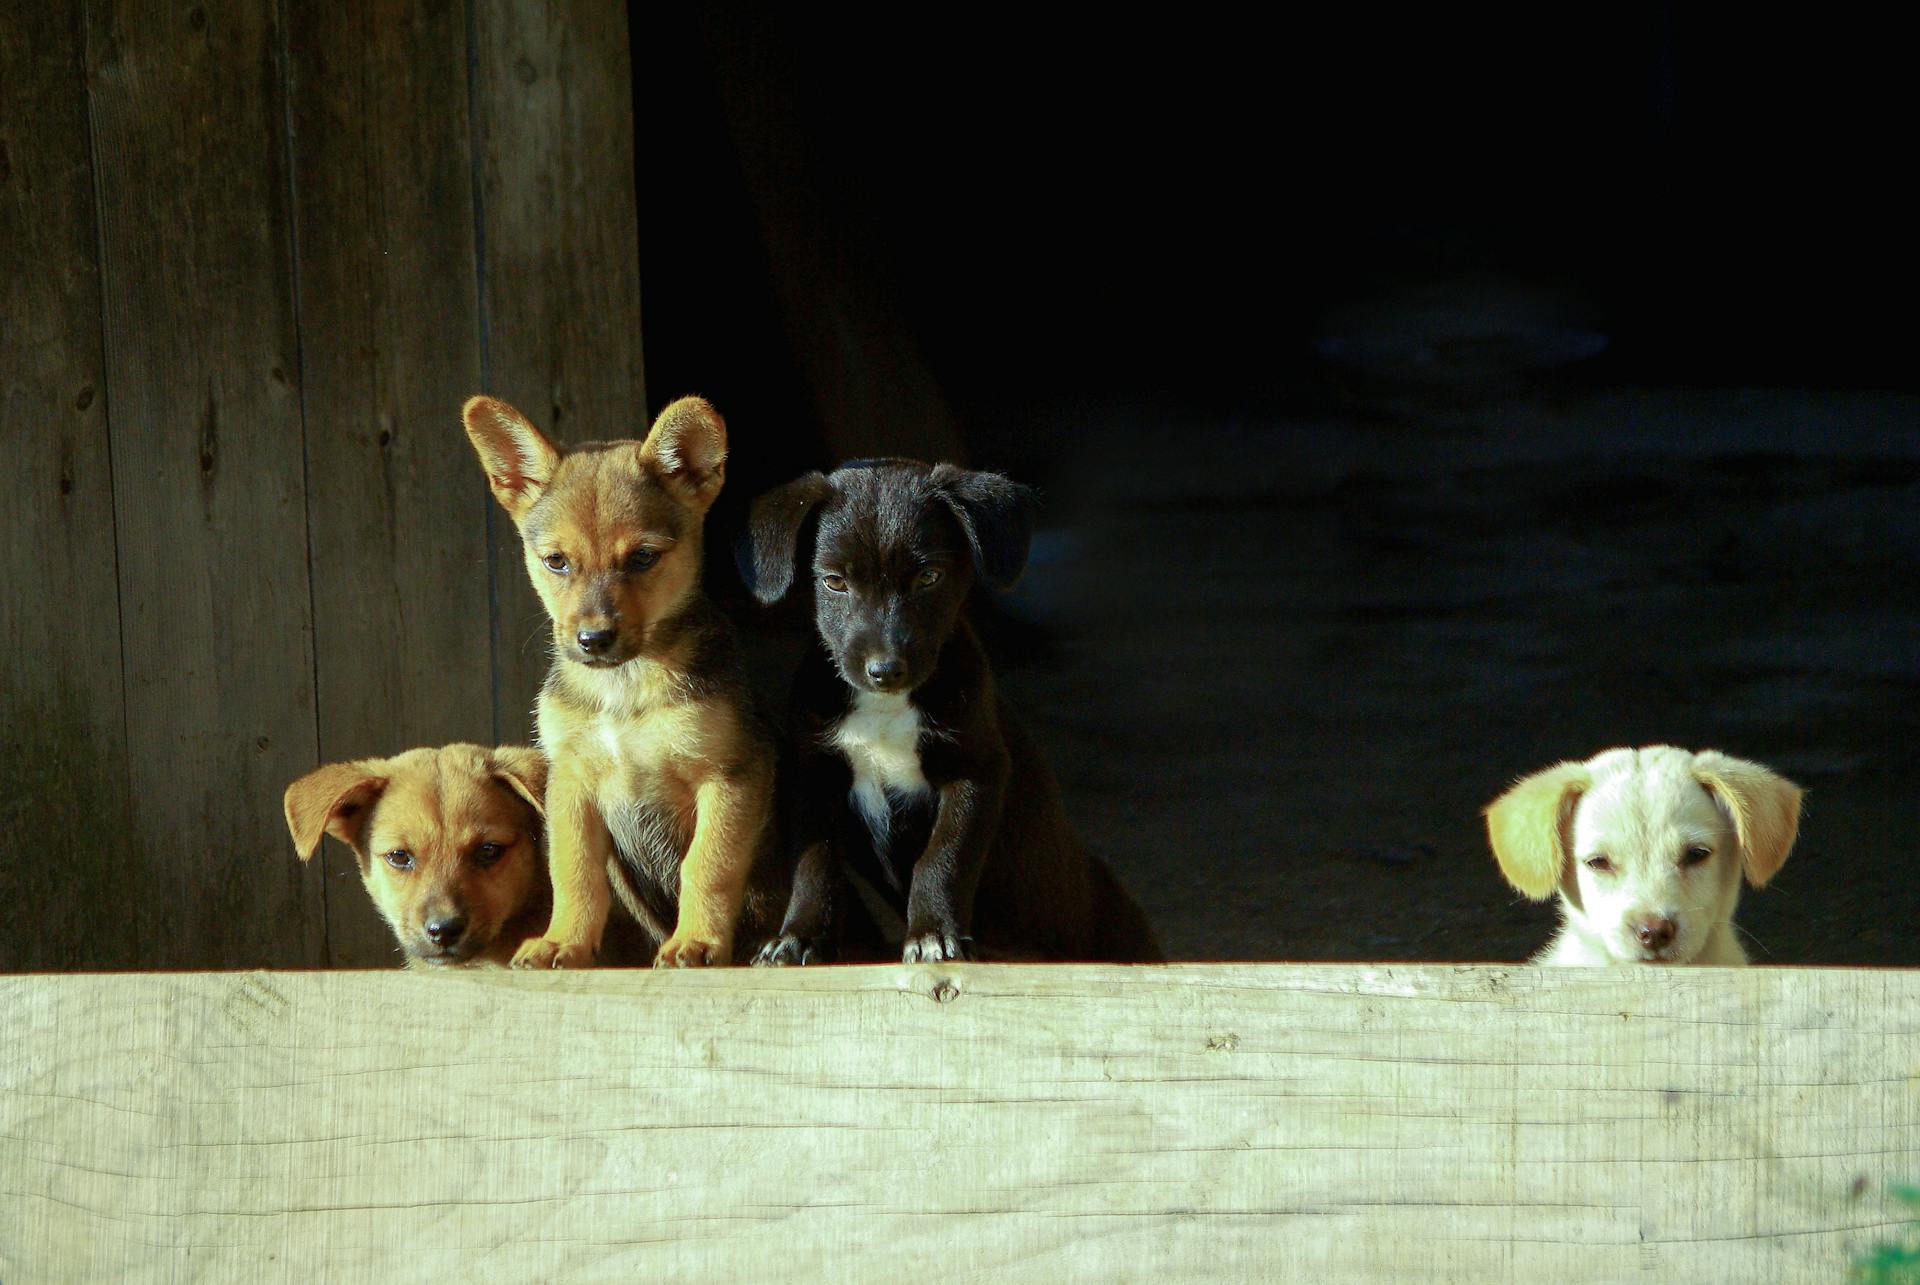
[[284, 0, 495, 964], [471, 0, 646, 745], [83, 1, 326, 966], [0, 3, 136, 968], [1, 965, 1913, 1280]]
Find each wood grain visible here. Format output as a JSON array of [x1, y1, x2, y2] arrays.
[[84, 1, 326, 967], [285, 0, 494, 964], [1, 964, 1913, 1281], [0, 3, 137, 969], [471, 0, 647, 745]]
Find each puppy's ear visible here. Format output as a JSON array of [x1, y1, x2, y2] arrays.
[[738, 472, 833, 605], [1692, 751, 1803, 887], [930, 465, 1037, 590], [1484, 761, 1591, 899], [489, 745, 548, 819], [284, 761, 390, 860], [641, 396, 728, 510], [463, 396, 559, 521]]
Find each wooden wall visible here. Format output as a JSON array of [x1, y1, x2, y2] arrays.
[[0, 0, 645, 970], [1, 964, 1915, 1280]]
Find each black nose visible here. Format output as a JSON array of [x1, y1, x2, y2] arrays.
[[865, 657, 906, 686], [576, 628, 617, 655], [424, 915, 467, 946]]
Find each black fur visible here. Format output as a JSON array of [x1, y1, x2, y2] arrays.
[[741, 459, 1163, 964]]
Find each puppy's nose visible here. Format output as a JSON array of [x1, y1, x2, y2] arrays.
[[865, 657, 906, 687], [1632, 915, 1676, 952], [576, 627, 617, 656], [424, 915, 468, 946]]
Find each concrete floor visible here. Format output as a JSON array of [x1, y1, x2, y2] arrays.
[[983, 387, 1920, 964]]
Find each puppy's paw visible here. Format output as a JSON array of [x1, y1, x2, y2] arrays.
[[752, 933, 833, 967], [655, 935, 730, 969], [901, 929, 974, 964], [510, 938, 595, 970]]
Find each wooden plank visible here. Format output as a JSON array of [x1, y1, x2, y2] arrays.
[[1, 964, 1913, 1281], [471, 0, 646, 744], [84, 2, 325, 967], [0, 4, 137, 970], [286, 0, 493, 965]]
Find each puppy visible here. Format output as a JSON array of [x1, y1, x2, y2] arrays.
[[1485, 745, 1802, 965], [463, 395, 782, 968], [284, 743, 554, 967], [740, 459, 1163, 964]]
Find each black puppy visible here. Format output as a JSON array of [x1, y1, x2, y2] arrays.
[[739, 459, 1163, 964]]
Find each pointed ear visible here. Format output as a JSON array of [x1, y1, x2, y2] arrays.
[[462, 395, 559, 521], [489, 745, 548, 819], [738, 472, 833, 605], [1692, 751, 1803, 887], [930, 464, 1037, 590], [283, 761, 390, 860], [1484, 761, 1591, 899], [641, 396, 728, 510]]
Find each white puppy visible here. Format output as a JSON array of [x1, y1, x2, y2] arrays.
[[1485, 745, 1802, 965]]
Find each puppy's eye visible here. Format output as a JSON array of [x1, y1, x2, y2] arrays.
[[472, 842, 506, 868], [821, 573, 849, 594], [1584, 855, 1615, 874], [1681, 846, 1712, 867], [384, 849, 414, 871], [914, 567, 943, 590], [626, 548, 660, 574], [542, 553, 570, 574]]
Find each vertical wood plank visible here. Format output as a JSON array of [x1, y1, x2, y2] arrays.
[[0, 3, 137, 970], [472, 0, 646, 744], [85, 0, 326, 968], [286, 0, 493, 965]]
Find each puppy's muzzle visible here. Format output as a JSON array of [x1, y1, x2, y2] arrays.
[[864, 655, 908, 690], [1630, 913, 1677, 959]]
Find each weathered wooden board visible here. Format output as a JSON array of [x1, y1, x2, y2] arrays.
[[471, 0, 646, 744], [0, 4, 137, 969], [1, 965, 1913, 1282], [285, 0, 495, 964], [85, 1, 326, 967]]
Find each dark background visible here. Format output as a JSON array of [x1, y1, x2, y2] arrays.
[[635, 4, 1919, 963]]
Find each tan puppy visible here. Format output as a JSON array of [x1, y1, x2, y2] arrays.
[[462, 395, 781, 969], [284, 743, 552, 967], [1486, 745, 1802, 965]]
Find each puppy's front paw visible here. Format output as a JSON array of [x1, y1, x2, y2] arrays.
[[655, 935, 730, 968], [510, 938, 595, 970], [753, 933, 833, 967], [901, 929, 974, 964]]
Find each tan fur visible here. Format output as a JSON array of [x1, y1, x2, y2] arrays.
[[1484, 760, 1591, 900], [461, 395, 777, 968], [1485, 745, 1803, 966], [1691, 750, 1804, 887], [283, 744, 553, 968]]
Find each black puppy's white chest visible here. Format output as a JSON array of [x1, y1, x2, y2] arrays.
[[828, 691, 934, 865]]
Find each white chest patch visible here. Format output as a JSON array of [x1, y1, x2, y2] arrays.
[[829, 692, 930, 838]]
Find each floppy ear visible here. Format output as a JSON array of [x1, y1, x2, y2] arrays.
[[1484, 761, 1591, 899], [283, 761, 390, 860], [738, 472, 833, 605], [462, 396, 560, 521], [930, 464, 1037, 590], [1692, 751, 1803, 887], [641, 396, 728, 510], [489, 745, 548, 819]]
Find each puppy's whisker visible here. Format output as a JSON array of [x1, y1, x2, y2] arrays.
[[1731, 921, 1773, 959]]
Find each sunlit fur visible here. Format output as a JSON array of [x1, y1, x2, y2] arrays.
[[1485, 745, 1803, 966], [283, 744, 549, 967], [462, 395, 780, 969]]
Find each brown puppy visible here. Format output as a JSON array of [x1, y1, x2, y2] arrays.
[[462, 395, 781, 968], [284, 743, 553, 967]]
